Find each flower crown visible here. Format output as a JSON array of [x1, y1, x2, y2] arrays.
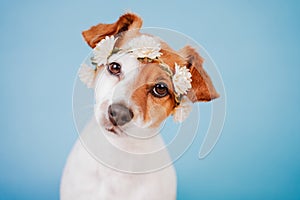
[[79, 35, 193, 121], [80, 35, 192, 99]]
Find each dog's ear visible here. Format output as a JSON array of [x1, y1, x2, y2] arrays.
[[179, 46, 219, 102], [82, 13, 143, 48]]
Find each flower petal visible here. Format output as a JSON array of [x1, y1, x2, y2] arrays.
[[173, 97, 192, 122], [124, 35, 162, 59], [173, 63, 192, 96], [93, 36, 118, 66], [78, 63, 95, 88]]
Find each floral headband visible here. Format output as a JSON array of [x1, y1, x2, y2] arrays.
[[79, 35, 193, 122]]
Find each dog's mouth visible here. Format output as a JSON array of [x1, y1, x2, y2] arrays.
[[106, 126, 119, 135], [103, 119, 125, 135]]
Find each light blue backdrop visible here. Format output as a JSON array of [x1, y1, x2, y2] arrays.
[[1, 0, 299, 199]]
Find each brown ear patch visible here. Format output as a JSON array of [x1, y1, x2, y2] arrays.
[[179, 46, 219, 102], [82, 13, 143, 48]]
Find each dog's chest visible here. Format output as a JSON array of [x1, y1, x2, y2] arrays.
[[60, 139, 177, 200]]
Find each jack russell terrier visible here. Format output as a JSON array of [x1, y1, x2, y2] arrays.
[[60, 13, 219, 200]]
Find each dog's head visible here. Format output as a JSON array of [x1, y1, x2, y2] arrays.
[[79, 13, 219, 136]]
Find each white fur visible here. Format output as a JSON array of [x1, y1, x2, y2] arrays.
[[61, 52, 177, 199], [60, 118, 176, 200]]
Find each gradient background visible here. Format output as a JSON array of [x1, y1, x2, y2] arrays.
[[1, 0, 300, 199]]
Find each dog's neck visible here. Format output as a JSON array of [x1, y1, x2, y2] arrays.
[[104, 126, 165, 154], [79, 116, 171, 173]]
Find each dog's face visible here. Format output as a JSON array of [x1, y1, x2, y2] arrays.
[[94, 55, 178, 135], [80, 13, 219, 136]]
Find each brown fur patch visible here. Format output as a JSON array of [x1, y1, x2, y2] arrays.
[[82, 13, 143, 48], [160, 42, 187, 71], [179, 46, 219, 102], [131, 63, 176, 128]]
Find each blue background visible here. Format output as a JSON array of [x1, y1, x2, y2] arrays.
[[1, 0, 300, 199]]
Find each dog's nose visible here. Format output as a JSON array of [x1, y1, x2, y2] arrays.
[[108, 103, 134, 126]]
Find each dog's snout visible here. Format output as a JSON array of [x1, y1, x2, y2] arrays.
[[108, 103, 133, 126]]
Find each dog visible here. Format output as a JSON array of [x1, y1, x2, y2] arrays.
[[60, 13, 219, 200]]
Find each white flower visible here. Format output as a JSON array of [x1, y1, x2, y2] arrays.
[[124, 35, 162, 59], [172, 63, 192, 95], [173, 97, 192, 122], [78, 63, 95, 88], [93, 36, 117, 66]]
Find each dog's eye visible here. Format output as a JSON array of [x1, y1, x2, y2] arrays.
[[107, 62, 121, 76], [152, 82, 169, 98]]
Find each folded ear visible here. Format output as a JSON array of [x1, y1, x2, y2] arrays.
[[179, 46, 219, 102], [82, 13, 143, 48]]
